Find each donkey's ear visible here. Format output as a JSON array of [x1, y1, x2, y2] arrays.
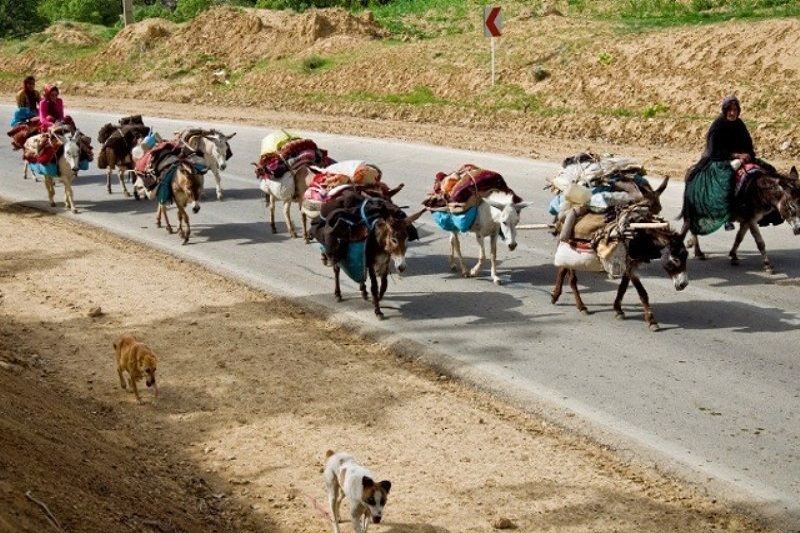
[[226, 132, 237, 140], [514, 201, 533, 211], [655, 176, 670, 195], [789, 166, 798, 181]]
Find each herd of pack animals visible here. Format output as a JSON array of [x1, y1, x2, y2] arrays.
[[11, 114, 800, 332]]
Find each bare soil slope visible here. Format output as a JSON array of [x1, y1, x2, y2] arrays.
[[2, 6, 799, 177]]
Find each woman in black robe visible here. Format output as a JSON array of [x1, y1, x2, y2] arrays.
[[683, 96, 769, 234]]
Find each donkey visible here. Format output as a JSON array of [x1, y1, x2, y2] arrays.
[[312, 192, 423, 318], [448, 191, 532, 285], [179, 128, 235, 200], [551, 217, 689, 332], [155, 160, 204, 245], [680, 165, 800, 273], [260, 165, 314, 242], [23, 129, 83, 213], [97, 122, 150, 197]]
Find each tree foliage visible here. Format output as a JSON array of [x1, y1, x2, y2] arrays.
[[0, 0, 47, 38], [38, 0, 121, 26]]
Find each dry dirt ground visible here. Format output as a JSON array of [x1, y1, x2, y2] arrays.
[[0, 199, 780, 533], [1, 5, 799, 533]]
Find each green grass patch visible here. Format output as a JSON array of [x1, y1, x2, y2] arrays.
[[301, 55, 328, 73], [642, 102, 669, 118], [602, 107, 638, 118], [367, 0, 477, 39], [571, 0, 800, 28]]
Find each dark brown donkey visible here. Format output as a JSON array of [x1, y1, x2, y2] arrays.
[[551, 207, 689, 332], [97, 118, 150, 197], [681, 166, 800, 273], [312, 192, 424, 318]]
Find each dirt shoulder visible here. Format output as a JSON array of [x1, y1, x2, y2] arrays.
[[0, 199, 778, 532]]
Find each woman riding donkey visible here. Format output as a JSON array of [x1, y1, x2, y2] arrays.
[[682, 95, 776, 235], [38, 84, 76, 133], [681, 96, 800, 272], [8, 76, 43, 158]]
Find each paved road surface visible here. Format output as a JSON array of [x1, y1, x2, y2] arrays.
[[1, 106, 798, 530]]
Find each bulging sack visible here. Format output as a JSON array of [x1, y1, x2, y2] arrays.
[[553, 241, 603, 271]]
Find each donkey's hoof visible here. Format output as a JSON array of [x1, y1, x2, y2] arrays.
[[764, 265, 775, 274], [550, 293, 559, 305], [730, 258, 740, 266], [695, 252, 707, 261], [579, 308, 590, 315], [492, 278, 502, 286], [649, 323, 661, 332], [375, 312, 385, 320], [614, 311, 625, 320], [335, 295, 343, 303]]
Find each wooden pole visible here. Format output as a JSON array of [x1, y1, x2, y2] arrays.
[[122, 0, 135, 26]]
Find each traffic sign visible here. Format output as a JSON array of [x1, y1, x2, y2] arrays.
[[484, 6, 502, 38]]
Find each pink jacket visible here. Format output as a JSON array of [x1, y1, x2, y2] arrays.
[[38, 97, 65, 131]]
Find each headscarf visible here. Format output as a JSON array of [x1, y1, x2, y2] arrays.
[[42, 84, 59, 99], [721, 95, 740, 114]]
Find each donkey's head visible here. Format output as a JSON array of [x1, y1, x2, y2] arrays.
[[176, 161, 203, 213], [373, 207, 425, 274], [207, 130, 236, 171], [486, 193, 533, 251], [777, 166, 800, 235], [58, 130, 82, 175], [659, 230, 689, 291]]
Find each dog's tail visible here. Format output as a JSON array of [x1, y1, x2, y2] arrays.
[[325, 449, 335, 460]]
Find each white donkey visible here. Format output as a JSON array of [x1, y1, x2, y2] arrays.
[[179, 128, 236, 200], [24, 129, 83, 213], [448, 191, 532, 285]]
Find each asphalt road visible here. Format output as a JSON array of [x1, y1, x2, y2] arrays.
[[2, 105, 798, 530]]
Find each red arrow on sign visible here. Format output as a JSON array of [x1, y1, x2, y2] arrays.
[[484, 6, 502, 38]]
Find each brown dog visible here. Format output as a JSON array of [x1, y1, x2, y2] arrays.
[[114, 334, 158, 404]]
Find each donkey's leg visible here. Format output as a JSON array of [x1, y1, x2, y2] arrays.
[[267, 194, 278, 234], [176, 206, 189, 244], [691, 232, 706, 260], [333, 265, 343, 302], [550, 267, 568, 304], [105, 168, 113, 194], [300, 209, 310, 244], [283, 200, 298, 239], [44, 176, 56, 207], [368, 267, 384, 319], [213, 168, 223, 201], [728, 223, 749, 266], [469, 234, 486, 278], [745, 221, 773, 273], [612, 274, 632, 321], [487, 231, 501, 285], [628, 273, 658, 331], [378, 273, 388, 300], [567, 270, 588, 314], [62, 177, 78, 213], [157, 204, 174, 234], [449, 232, 468, 276], [117, 167, 131, 197], [22, 161, 30, 180]]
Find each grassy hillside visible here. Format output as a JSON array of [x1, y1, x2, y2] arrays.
[[2, 2, 800, 167]]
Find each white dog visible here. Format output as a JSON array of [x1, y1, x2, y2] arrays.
[[323, 450, 392, 533]]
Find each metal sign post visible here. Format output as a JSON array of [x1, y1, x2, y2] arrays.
[[483, 6, 502, 86]]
